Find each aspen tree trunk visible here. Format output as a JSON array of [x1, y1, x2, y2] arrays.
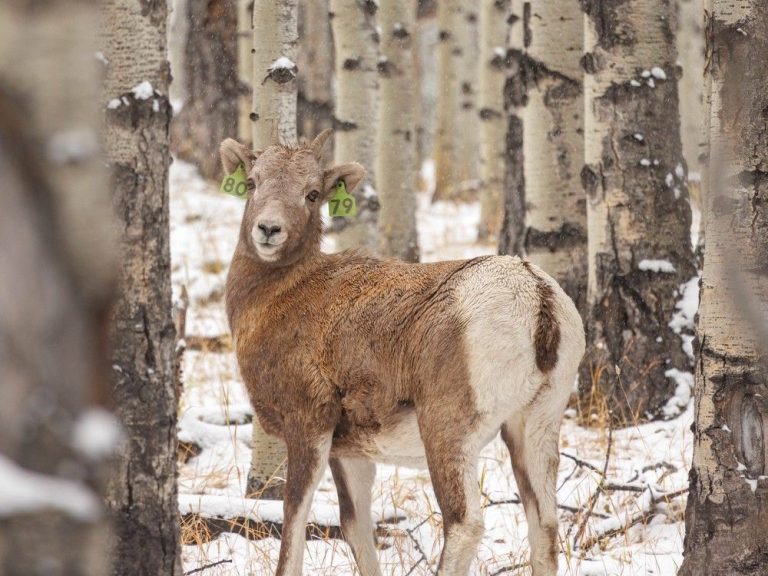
[[455, 5, 479, 191], [478, 0, 511, 241], [237, 0, 254, 143], [523, 1, 586, 313], [246, 0, 299, 499], [497, 0, 526, 257], [580, 0, 698, 423], [680, 4, 768, 574], [297, 0, 334, 143], [376, 0, 419, 262], [251, 0, 298, 148], [102, 1, 182, 573], [433, 0, 461, 200], [415, 1, 438, 169], [329, 0, 380, 253], [0, 2, 115, 573], [172, 0, 240, 180]]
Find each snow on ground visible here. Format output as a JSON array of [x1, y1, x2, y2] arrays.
[[170, 158, 693, 576]]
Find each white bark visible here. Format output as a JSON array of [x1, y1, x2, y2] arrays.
[[680, 3, 768, 574], [677, 0, 705, 178], [455, 5, 479, 188], [478, 0, 511, 240], [523, 1, 586, 312], [329, 0, 380, 252], [251, 0, 298, 148], [433, 0, 461, 200], [169, 0, 190, 105], [581, 0, 697, 422], [297, 0, 333, 141], [376, 0, 419, 262], [238, 0, 254, 142]]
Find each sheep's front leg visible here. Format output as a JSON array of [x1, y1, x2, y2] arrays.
[[275, 431, 332, 576]]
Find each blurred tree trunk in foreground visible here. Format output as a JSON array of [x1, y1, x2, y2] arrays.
[[376, 0, 419, 262], [251, 0, 298, 148], [680, 4, 768, 574], [497, 0, 526, 258], [329, 0, 380, 253], [579, 0, 697, 424], [297, 0, 334, 144], [172, 0, 239, 180], [523, 1, 586, 314], [0, 2, 115, 573], [246, 0, 299, 499], [478, 0, 511, 240], [102, 0, 182, 573]]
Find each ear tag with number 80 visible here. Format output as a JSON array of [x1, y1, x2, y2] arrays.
[[220, 164, 248, 199], [328, 179, 357, 217]]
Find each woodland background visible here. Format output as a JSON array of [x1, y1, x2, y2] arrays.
[[0, 0, 766, 575]]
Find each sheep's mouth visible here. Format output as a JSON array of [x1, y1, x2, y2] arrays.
[[255, 242, 282, 259]]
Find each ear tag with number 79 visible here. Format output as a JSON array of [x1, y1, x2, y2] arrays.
[[220, 164, 248, 199], [328, 179, 357, 217]]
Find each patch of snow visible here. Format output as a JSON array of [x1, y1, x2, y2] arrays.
[[630, 79, 641, 87], [269, 56, 296, 71], [647, 78, 656, 88], [675, 163, 685, 179], [745, 477, 758, 492], [669, 276, 699, 334], [0, 455, 100, 520], [633, 133, 644, 142], [494, 46, 506, 58], [674, 186, 681, 199], [651, 66, 667, 80], [47, 129, 99, 164], [639, 158, 651, 167], [663, 369, 694, 418], [132, 80, 155, 100], [71, 408, 123, 460], [665, 173, 674, 187], [641, 70, 651, 78], [152, 99, 160, 113], [639, 259, 676, 273], [94, 51, 109, 66], [722, 424, 731, 432], [107, 98, 122, 110]]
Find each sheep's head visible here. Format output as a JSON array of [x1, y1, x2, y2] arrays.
[[220, 130, 365, 266]]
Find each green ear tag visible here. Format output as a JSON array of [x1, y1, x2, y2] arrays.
[[328, 179, 357, 217], [220, 164, 248, 198]]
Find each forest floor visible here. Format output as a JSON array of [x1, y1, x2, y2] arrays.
[[171, 159, 694, 576]]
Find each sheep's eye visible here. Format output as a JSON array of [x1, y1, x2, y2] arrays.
[[246, 178, 256, 191], [307, 189, 320, 202]]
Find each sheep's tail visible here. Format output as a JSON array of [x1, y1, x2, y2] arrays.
[[523, 261, 561, 373]]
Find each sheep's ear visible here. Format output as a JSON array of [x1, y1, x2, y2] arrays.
[[322, 162, 365, 201], [219, 138, 261, 174]]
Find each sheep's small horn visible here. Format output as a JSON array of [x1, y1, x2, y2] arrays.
[[309, 129, 333, 157]]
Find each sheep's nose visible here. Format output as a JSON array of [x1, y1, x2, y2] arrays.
[[257, 222, 282, 239]]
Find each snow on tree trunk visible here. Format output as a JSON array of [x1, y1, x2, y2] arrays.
[[455, 5, 479, 192], [102, 0, 182, 573], [376, 0, 420, 262], [297, 0, 334, 143], [580, 0, 698, 423], [329, 0, 380, 253], [478, 0, 511, 240], [0, 2, 116, 573], [172, 0, 240, 180], [251, 0, 298, 148], [237, 0, 254, 143], [245, 0, 300, 499], [497, 0, 526, 257], [433, 0, 461, 200], [680, 4, 768, 574], [523, 1, 586, 314]]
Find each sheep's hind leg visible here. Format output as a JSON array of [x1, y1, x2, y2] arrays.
[[501, 414, 561, 576], [421, 430, 484, 576], [330, 457, 382, 576], [275, 431, 332, 576]]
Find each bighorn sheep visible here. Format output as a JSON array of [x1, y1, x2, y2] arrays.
[[221, 130, 585, 576]]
